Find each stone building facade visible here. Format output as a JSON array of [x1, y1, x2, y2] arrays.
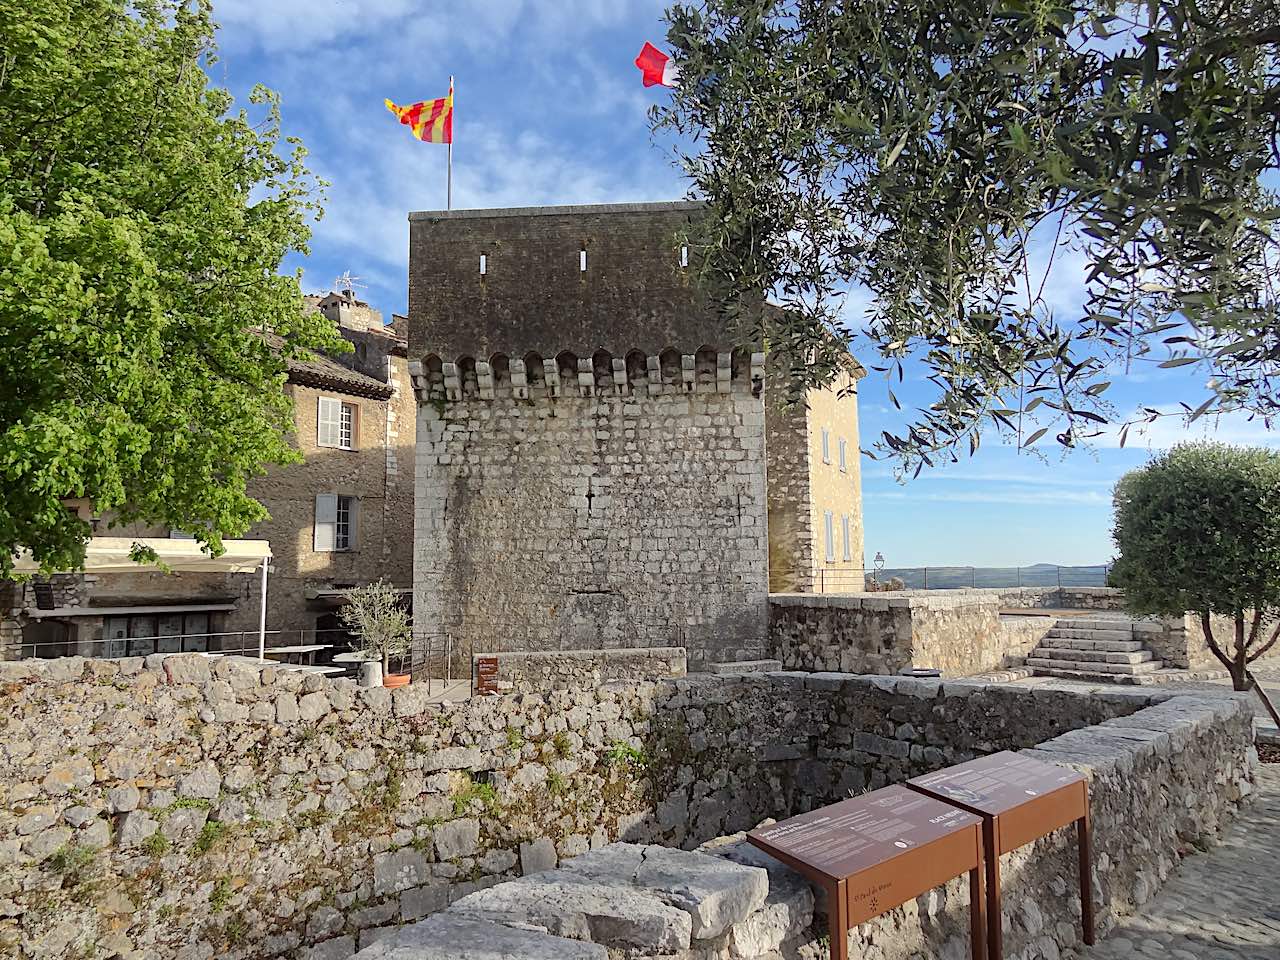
[[1, 294, 415, 660], [406, 202, 864, 672]]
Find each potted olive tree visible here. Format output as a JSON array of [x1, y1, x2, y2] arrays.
[[340, 580, 412, 687]]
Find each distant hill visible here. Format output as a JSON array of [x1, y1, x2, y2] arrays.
[[872, 563, 1111, 590]]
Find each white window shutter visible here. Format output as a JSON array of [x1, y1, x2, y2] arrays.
[[317, 397, 340, 447], [824, 511, 835, 562], [314, 494, 337, 551]]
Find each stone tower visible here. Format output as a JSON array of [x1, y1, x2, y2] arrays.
[[406, 201, 861, 674]]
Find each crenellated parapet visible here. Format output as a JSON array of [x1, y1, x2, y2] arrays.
[[408, 347, 765, 405]]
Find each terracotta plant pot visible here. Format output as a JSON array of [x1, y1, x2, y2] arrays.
[[383, 673, 411, 688]]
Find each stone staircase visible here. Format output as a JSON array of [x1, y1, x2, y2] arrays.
[[1026, 615, 1164, 682]]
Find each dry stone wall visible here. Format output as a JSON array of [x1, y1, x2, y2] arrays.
[[473, 647, 687, 694], [769, 592, 1052, 677], [0, 655, 1251, 960], [353, 687, 1256, 960]]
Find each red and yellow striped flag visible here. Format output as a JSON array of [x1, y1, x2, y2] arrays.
[[385, 81, 453, 143]]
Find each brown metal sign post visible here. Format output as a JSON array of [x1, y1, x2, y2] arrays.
[[747, 784, 987, 960], [906, 751, 1094, 960], [474, 656, 499, 696]]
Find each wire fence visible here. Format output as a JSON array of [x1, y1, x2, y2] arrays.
[[818, 564, 1113, 592]]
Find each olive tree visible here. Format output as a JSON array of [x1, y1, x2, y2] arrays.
[[339, 580, 412, 676], [1111, 441, 1280, 691], [655, 1, 1280, 472]]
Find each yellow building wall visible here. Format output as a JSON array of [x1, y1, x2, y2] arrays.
[[803, 370, 863, 593]]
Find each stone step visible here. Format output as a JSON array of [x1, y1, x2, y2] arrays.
[[1026, 656, 1163, 675], [1031, 646, 1153, 665], [1029, 666, 1151, 685], [706, 659, 783, 674], [1052, 617, 1136, 631], [1048, 626, 1134, 643], [1039, 636, 1146, 653]]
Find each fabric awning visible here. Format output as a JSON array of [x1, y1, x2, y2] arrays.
[[12, 537, 272, 575]]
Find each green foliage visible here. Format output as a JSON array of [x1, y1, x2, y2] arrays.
[[505, 727, 525, 751], [551, 731, 573, 759], [151, 796, 212, 821], [604, 740, 648, 770], [193, 819, 228, 855], [141, 832, 170, 858], [451, 774, 498, 816], [1111, 441, 1280, 686], [340, 579, 412, 673], [0, 0, 342, 575], [657, 1, 1280, 469], [48, 843, 96, 884], [224, 914, 248, 946], [209, 876, 232, 912]]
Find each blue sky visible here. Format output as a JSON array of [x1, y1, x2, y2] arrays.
[[210, 0, 1279, 570]]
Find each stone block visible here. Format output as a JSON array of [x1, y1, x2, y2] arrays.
[[448, 877, 692, 954], [350, 914, 606, 959], [553, 843, 769, 939], [519, 837, 557, 876], [374, 847, 432, 897], [433, 818, 480, 860]]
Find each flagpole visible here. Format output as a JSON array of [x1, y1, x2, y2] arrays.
[[447, 75, 453, 211]]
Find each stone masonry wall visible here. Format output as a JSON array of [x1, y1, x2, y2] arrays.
[[472, 647, 687, 694], [354, 687, 1256, 960], [0, 654, 1175, 960], [413, 383, 770, 673], [769, 592, 1053, 677]]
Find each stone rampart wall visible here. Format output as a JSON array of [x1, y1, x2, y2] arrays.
[[0, 655, 1250, 960], [352, 688, 1255, 960], [769, 592, 1053, 677], [472, 647, 687, 693]]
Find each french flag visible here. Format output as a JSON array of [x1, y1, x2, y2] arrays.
[[635, 42, 679, 88]]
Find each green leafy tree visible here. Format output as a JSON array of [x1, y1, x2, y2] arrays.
[[339, 580, 412, 676], [0, 0, 342, 576], [656, 1, 1280, 471], [1111, 441, 1280, 691]]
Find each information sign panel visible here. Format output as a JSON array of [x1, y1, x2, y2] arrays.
[[907, 751, 1094, 960], [748, 784, 987, 960]]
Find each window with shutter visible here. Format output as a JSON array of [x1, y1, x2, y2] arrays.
[[314, 494, 338, 551], [842, 515, 851, 561], [821, 428, 831, 463], [824, 511, 835, 562], [838, 439, 848, 472], [317, 397, 341, 447]]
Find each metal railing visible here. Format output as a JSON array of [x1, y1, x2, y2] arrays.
[[817, 565, 1113, 592], [17, 627, 361, 663]]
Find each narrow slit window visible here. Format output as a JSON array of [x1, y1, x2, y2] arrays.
[[479, 253, 487, 275], [842, 515, 852, 562], [824, 511, 835, 562], [821, 428, 831, 464], [838, 438, 848, 472], [680, 245, 689, 267], [579, 248, 588, 272]]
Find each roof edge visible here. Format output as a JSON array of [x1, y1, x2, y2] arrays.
[[407, 200, 704, 222]]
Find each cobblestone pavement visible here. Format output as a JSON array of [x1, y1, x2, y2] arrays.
[[1078, 764, 1280, 960]]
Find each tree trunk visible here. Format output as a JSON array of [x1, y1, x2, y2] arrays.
[[1199, 611, 1247, 689], [1229, 611, 1251, 691]]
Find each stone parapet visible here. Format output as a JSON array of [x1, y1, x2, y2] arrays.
[[472, 647, 687, 693], [769, 592, 1053, 676], [352, 684, 1256, 960], [0, 654, 1253, 960]]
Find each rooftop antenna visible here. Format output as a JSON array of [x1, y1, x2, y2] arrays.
[[334, 271, 366, 299]]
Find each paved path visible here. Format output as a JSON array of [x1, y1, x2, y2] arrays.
[[1080, 764, 1280, 959]]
